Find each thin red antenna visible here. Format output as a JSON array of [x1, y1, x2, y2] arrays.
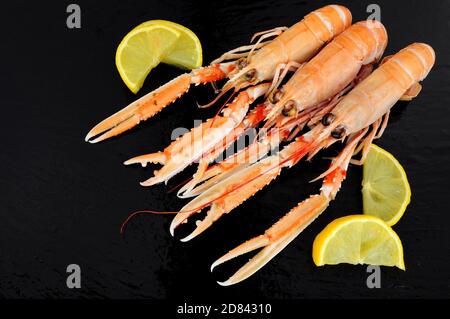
[[197, 85, 234, 109], [120, 210, 179, 235], [167, 176, 194, 194], [208, 89, 237, 130]]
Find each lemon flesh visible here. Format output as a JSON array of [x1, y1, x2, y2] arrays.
[[313, 215, 405, 269], [362, 144, 411, 226], [115, 25, 180, 93], [136, 20, 202, 69]]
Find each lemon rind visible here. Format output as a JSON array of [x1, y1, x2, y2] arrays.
[[115, 25, 181, 93], [362, 144, 411, 226], [313, 215, 405, 270]]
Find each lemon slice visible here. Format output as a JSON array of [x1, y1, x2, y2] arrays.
[[362, 144, 411, 226], [136, 20, 202, 69], [313, 215, 405, 269], [115, 25, 180, 93]]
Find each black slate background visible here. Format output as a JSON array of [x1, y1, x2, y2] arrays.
[[0, 0, 449, 299]]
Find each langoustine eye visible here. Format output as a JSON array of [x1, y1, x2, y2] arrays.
[[270, 89, 284, 104], [282, 100, 297, 117], [331, 125, 346, 139], [237, 58, 249, 70], [243, 69, 257, 82], [321, 113, 336, 126]]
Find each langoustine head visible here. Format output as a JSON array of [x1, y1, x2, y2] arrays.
[[320, 42, 435, 140], [221, 5, 352, 93], [268, 19, 388, 122]]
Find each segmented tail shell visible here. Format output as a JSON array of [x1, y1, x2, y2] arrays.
[[334, 20, 388, 65], [303, 5, 352, 43], [236, 5, 352, 85], [382, 43, 435, 89], [327, 43, 435, 135]]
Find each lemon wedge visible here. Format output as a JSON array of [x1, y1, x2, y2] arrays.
[[136, 20, 202, 69], [313, 215, 405, 269], [115, 25, 180, 93], [362, 144, 411, 226]]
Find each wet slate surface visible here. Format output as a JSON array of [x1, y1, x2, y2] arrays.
[[0, 0, 449, 299]]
